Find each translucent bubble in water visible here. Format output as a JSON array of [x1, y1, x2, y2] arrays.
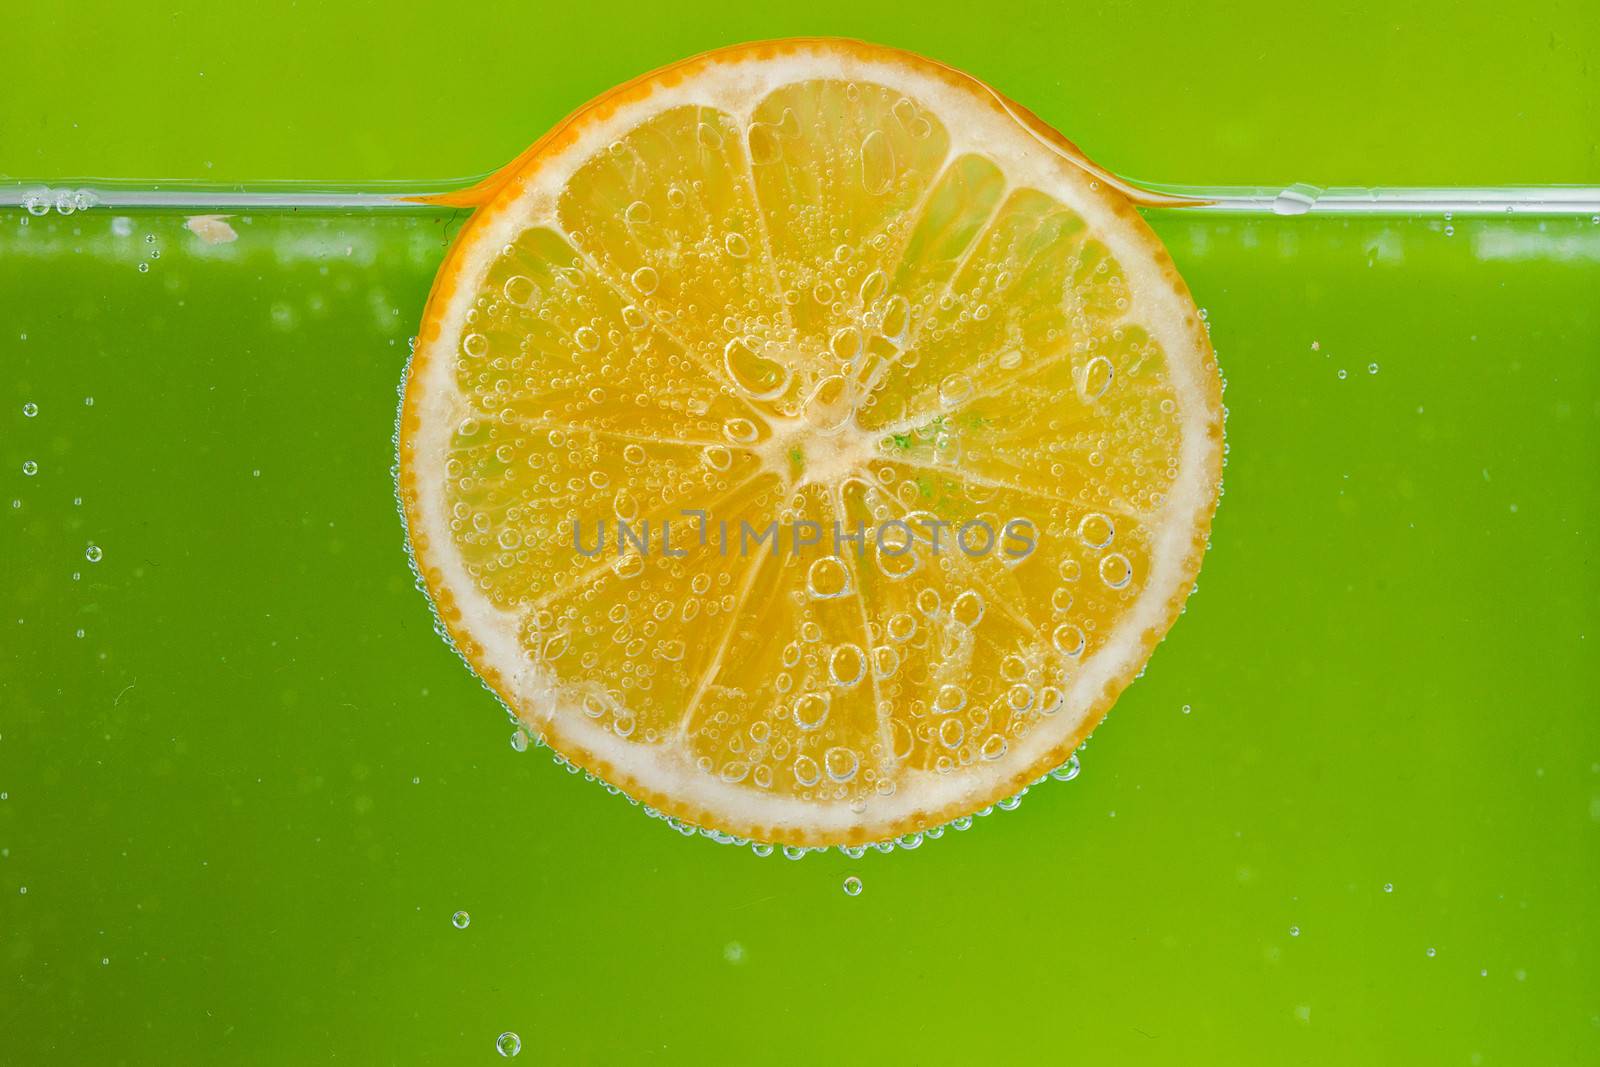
[[1289, 925, 1300, 937], [828, 643, 866, 688], [510, 729, 529, 753], [792, 754, 820, 787], [21, 461, 37, 476], [502, 275, 538, 307], [496, 1032, 521, 1057], [1048, 754, 1081, 782], [22, 402, 38, 417], [937, 718, 964, 749], [629, 266, 658, 295], [722, 417, 758, 444], [933, 683, 966, 714], [452, 910, 470, 929], [1080, 356, 1115, 402], [1098, 553, 1133, 589], [806, 556, 851, 599], [842, 875, 863, 897], [824, 746, 859, 782], [1077, 513, 1114, 549], [793, 692, 830, 731], [85, 545, 103, 563], [938, 373, 972, 407], [1051, 622, 1085, 657]]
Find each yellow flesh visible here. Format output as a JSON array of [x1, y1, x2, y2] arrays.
[[421, 64, 1208, 840]]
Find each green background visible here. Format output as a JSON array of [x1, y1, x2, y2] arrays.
[[3, 2, 1598, 1063]]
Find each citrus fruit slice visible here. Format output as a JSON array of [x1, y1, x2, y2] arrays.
[[398, 38, 1224, 847]]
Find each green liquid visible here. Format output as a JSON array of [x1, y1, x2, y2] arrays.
[[4, 207, 1595, 1062], [4, 1, 1599, 1057]]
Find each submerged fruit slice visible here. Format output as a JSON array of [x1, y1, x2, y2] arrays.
[[398, 38, 1223, 846]]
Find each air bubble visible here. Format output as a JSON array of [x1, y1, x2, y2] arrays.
[[842, 875, 863, 897], [1077, 513, 1114, 549], [828, 643, 866, 687], [793, 754, 821, 786], [452, 910, 470, 929], [1049, 754, 1081, 781], [937, 718, 965, 749], [794, 692, 830, 731], [871, 644, 901, 680], [829, 326, 862, 363], [496, 1032, 521, 1057], [824, 746, 859, 782], [503, 275, 537, 307], [806, 556, 851, 599], [722, 417, 758, 444], [933, 684, 966, 714], [938, 373, 972, 407], [629, 266, 659, 295], [1052, 622, 1085, 657], [1099, 553, 1133, 589]]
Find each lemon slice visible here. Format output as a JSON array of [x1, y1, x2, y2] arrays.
[[398, 38, 1223, 846]]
